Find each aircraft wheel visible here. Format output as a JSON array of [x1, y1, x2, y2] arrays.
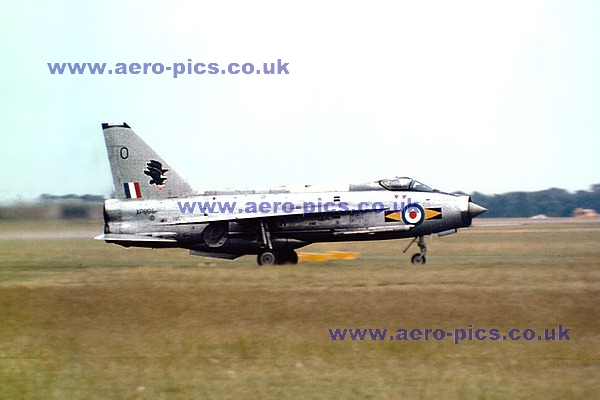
[[411, 253, 426, 265], [257, 250, 279, 266], [278, 250, 298, 265]]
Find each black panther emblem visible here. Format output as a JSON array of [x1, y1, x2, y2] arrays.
[[144, 160, 169, 186]]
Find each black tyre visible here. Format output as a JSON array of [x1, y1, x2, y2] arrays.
[[257, 250, 279, 266], [278, 250, 299, 265], [411, 253, 426, 265]]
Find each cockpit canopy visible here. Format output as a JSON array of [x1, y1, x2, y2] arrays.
[[379, 177, 434, 192]]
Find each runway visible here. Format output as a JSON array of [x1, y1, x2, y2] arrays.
[[1, 218, 598, 398]]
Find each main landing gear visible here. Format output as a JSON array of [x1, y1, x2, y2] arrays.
[[403, 236, 427, 265], [256, 219, 298, 266]]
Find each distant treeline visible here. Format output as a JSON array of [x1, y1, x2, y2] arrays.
[[465, 184, 600, 218], [39, 193, 106, 203]]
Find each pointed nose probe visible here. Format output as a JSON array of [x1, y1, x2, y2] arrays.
[[468, 202, 487, 218]]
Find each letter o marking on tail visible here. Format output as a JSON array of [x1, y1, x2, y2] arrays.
[[120, 147, 129, 159]]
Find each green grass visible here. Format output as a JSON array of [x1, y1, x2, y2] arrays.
[[0, 219, 598, 399]]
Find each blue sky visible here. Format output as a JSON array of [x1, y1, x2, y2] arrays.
[[1, 0, 599, 202]]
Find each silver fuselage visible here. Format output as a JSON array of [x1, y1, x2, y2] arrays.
[[103, 187, 480, 258]]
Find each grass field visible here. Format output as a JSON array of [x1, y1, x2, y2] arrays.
[[0, 219, 599, 399]]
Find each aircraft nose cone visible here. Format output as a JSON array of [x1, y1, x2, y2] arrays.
[[468, 202, 487, 218]]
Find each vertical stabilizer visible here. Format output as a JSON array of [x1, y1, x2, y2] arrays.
[[102, 123, 195, 199]]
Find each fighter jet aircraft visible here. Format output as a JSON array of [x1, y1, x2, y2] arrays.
[[96, 123, 487, 265]]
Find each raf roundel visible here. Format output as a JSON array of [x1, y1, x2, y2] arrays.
[[402, 203, 425, 225]]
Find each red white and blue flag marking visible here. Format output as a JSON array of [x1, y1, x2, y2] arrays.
[[124, 182, 142, 199]]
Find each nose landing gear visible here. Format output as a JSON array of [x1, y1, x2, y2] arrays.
[[404, 236, 427, 265]]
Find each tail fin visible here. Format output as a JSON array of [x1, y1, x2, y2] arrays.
[[102, 123, 195, 199]]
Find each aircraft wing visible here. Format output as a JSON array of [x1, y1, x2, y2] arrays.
[[95, 233, 178, 242], [163, 204, 392, 226]]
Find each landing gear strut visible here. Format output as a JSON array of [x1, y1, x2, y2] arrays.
[[403, 236, 427, 265], [257, 220, 277, 265]]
